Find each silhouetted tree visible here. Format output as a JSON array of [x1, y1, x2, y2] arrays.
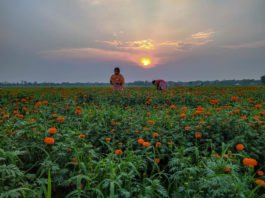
[[261, 75, 265, 85]]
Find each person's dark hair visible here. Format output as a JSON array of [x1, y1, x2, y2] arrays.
[[152, 80, 156, 84], [114, 67, 120, 72]]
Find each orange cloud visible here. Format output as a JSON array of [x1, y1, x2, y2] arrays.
[[192, 31, 215, 39], [44, 30, 214, 68], [98, 39, 155, 50]]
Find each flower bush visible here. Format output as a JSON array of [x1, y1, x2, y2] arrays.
[[0, 86, 265, 197]]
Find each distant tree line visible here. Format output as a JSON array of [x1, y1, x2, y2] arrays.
[[0, 78, 262, 87]]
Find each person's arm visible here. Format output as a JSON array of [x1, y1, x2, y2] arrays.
[[120, 75, 125, 85], [110, 75, 113, 85], [154, 80, 159, 90]]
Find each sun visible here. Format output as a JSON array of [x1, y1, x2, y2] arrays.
[[140, 58, 151, 68]]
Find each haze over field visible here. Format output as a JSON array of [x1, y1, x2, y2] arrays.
[[0, 0, 265, 82]]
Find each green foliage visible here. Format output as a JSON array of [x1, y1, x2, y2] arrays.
[[0, 86, 265, 197]]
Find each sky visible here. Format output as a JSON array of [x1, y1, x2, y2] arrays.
[[0, 0, 265, 83]]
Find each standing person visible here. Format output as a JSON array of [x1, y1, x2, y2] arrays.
[[152, 79, 167, 91], [110, 67, 125, 90]]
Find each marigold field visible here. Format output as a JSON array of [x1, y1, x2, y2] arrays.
[[1, 86, 265, 197]]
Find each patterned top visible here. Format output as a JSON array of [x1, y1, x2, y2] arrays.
[[110, 74, 125, 85], [110, 74, 125, 90]]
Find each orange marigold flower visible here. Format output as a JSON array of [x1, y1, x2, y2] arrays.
[[143, 127, 148, 131], [257, 170, 264, 176], [205, 112, 211, 116], [214, 153, 221, 159], [224, 167, 232, 173], [153, 132, 159, 138], [155, 142, 161, 148], [255, 104, 262, 109], [254, 116, 260, 121], [75, 109, 81, 115], [48, 127, 57, 135], [22, 107, 28, 111], [240, 115, 247, 120], [44, 137, 55, 145], [42, 100, 48, 105], [222, 105, 232, 109], [154, 158, 160, 164], [210, 99, 219, 105], [233, 109, 240, 114], [196, 106, 204, 112], [3, 114, 9, 119], [138, 138, 145, 145], [193, 110, 203, 116], [35, 101, 43, 108], [216, 108, 221, 112], [199, 119, 205, 124], [143, 142, 151, 147], [195, 132, 202, 139], [148, 120, 154, 125], [243, 158, 258, 168], [15, 114, 24, 118], [231, 96, 239, 102], [111, 121, 118, 126], [145, 99, 152, 105], [56, 117, 65, 122], [179, 113, 186, 118], [79, 134, 86, 139], [51, 113, 57, 117], [115, 149, 123, 155], [235, 143, 244, 151], [184, 126, 191, 131], [105, 138, 111, 143], [181, 107, 187, 111], [169, 105, 176, 109], [255, 179, 265, 186]]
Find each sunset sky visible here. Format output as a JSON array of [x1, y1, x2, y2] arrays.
[[1, 0, 265, 82]]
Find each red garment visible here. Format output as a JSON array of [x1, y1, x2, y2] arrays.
[[154, 79, 167, 90], [154, 79, 164, 85]]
